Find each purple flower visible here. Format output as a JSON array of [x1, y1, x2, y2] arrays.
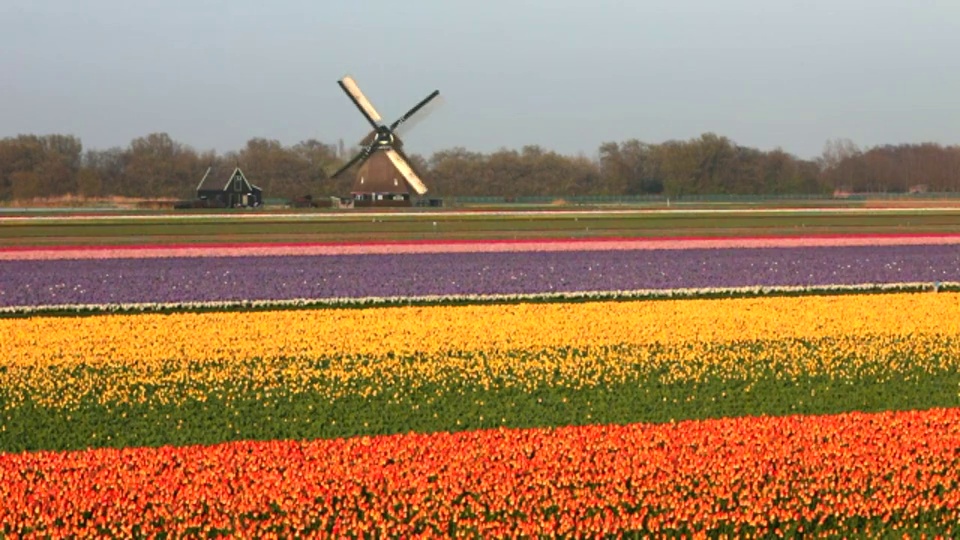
[[1, 244, 957, 307]]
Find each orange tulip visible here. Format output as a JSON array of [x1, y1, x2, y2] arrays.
[[0, 408, 958, 536]]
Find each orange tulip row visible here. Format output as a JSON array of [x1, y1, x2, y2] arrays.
[[2, 407, 959, 537]]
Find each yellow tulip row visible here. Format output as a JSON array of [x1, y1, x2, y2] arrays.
[[5, 293, 958, 366], [1, 292, 957, 409], [0, 335, 956, 410]]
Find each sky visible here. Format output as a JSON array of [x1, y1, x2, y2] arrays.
[[2, 0, 960, 160]]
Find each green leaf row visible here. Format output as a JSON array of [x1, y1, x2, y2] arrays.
[[3, 351, 958, 453]]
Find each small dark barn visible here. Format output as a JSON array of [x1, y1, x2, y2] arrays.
[[196, 167, 263, 208]]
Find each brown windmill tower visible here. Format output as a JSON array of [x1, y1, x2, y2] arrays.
[[330, 75, 440, 207]]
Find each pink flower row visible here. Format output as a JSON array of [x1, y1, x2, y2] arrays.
[[2, 233, 959, 261]]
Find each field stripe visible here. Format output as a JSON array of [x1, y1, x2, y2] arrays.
[[3, 233, 960, 260], [3, 408, 960, 537], [2, 281, 957, 317], [2, 205, 960, 223]]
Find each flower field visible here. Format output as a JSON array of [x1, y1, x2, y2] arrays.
[[2, 236, 960, 310], [2, 233, 960, 536], [4, 409, 960, 538]]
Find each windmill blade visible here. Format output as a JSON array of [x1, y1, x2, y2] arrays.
[[330, 146, 374, 179], [395, 94, 445, 138], [390, 90, 440, 132], [384, 148, 428, 195], [338, 76, 382, 129], [394, 145, 426, 180]]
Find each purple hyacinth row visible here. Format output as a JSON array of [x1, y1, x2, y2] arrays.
[[1, 244, 957, 308]]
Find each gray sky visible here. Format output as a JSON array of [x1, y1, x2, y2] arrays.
[[2, 0, 960, 160]]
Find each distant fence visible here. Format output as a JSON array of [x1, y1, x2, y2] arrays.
[[256, 192, 960, 209], [447, 192, 960, 206]]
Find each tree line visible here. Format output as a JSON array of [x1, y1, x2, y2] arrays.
[[1, 132, 958, 201]]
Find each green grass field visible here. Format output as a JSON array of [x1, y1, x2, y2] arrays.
[[2, 207, 959, 246]]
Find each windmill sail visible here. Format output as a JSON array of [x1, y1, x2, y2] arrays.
[[390, 90, 440, 131], [330, 145, 374, 179], [384, 148, 428, 195], [338, 76, 382, 128]]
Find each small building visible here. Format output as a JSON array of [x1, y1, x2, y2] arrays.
[[196, 167, 263, 208]]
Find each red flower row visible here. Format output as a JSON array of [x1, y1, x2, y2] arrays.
[[2, 408, 959, 537]]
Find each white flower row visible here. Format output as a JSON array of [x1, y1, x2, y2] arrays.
[[2, 281, 957, 317]]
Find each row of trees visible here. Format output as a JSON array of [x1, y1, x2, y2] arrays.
[[1, 132, 958, 201], [0, 133, 346, 201]]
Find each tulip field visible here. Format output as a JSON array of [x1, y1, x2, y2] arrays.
[[2, 224, 960, 537]]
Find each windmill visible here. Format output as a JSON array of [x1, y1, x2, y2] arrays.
[[330, 75, 440, 206]]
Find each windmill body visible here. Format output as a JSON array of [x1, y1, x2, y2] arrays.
[[330, 75, 440, 207], [354, 151, 410, 206]]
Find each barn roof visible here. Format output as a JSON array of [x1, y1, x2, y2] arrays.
[[197, 167, 262, 193]]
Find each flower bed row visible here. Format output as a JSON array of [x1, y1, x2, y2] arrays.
[[3, 293, 958, 451], [2, 281, 955, 317], [8, 293, 957, 365], [2, 243, 958, 308], [3, 335, 958, 452], [3, 232, 960, 260], [3, 408, 959, 538]]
